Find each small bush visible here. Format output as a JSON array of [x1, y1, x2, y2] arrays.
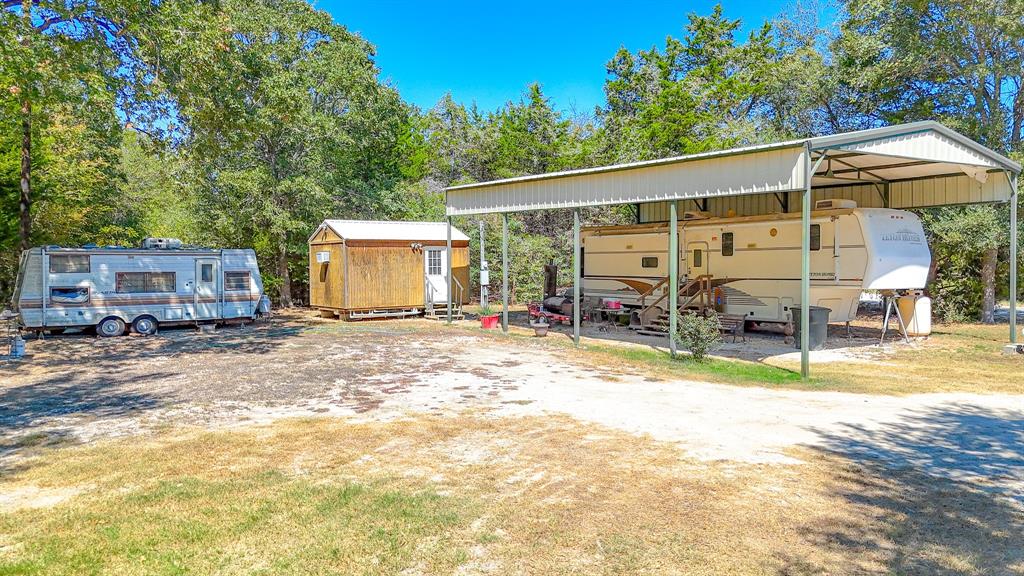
[[673, 311, 722, 362]]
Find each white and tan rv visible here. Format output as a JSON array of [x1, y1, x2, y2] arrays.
[[11, 239, 269, 336], [582, 200, 930, 323]]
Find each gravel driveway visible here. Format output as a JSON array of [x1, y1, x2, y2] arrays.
[[2, 312, 1022, 506]]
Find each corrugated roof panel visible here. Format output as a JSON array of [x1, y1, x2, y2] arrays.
[[317, 220, 470, 242]]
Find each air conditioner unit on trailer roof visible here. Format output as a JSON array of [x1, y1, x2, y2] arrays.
[[815, 199, 857, 210]]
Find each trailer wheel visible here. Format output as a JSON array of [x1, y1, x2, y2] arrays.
[[97, 317, 126, 337], [132, 315, 158, 336]]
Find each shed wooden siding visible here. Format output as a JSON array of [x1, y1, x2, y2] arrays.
[[308, 236, 471, 312], [309, 227, 345, 309]]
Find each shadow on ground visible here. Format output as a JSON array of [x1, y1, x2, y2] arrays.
[[781, 404, 1024, 575]]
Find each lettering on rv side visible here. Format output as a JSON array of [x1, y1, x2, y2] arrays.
[[880, 228, 923, 244]]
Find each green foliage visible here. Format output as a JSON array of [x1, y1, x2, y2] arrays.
[[673, 312, 723, 362], [2, 0, 1021, 317]]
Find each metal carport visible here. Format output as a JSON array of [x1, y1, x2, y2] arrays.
[[441, 121, 1022, 379]]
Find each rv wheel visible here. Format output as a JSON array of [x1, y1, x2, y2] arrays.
[[132, 316, 158, 336], [97, 317, 126, 338]]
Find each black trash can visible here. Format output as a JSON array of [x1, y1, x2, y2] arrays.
[[791, 306, 831, 350]]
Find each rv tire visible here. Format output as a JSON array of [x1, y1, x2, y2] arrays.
[[132, 315, 158, 336], [97, 317, 126, 338]]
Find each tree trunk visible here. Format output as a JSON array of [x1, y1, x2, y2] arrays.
[[19, 0, 32, 252], [276, 232, 292, 307], [980, 247, 997, 324]]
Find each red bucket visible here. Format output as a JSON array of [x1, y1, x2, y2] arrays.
[[480, 314, 500, 329]]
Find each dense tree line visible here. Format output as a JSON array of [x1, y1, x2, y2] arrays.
[[2, 0, 1022, 321]]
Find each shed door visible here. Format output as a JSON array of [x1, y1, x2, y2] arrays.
[[424, 248, 448, 304], [194, 258, 220, 319]]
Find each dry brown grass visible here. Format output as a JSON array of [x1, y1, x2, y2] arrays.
[[2, 414, 1020, 575]]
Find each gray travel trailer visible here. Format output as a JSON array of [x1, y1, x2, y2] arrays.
[[11, 238, 269, 336]]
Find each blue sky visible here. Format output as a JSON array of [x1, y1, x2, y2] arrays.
[[317, 1, 819, 115]]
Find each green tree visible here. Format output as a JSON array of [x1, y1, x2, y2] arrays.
[[162, 0, 410, 305], [829, 0, 1024, 322]]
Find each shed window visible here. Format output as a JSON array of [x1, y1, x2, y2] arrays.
[[692, 249, 702, 268], [116, 272, 176, 293], [427, 250, 442, 276], [50, 286, 89, 304], [811, 224, 821, 251], [49, 254, 90, 273], [641, 256, 658, 268], [225, 271, 250, 291], [722, 232, 734, 256]]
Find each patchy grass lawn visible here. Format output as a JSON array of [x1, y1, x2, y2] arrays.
[[451, 319, 1022, 395], [1, 415, 1020, 575], [776, 322, 1024, 395]]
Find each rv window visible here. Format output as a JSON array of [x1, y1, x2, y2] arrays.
[[50, 287, 89, 304], [49, 254, 90, 274], [811, 225, 821, 251], [201, 263, 214, 283], [641, 256, 658, 268], [692, 249, 702, 268], [427, 250, 442, 276], [225, 271, 250, 291], [116, 272, 176, 293], [722, 233, 734, 256]]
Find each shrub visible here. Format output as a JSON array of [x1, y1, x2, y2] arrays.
[[673, 311, 722, 362]]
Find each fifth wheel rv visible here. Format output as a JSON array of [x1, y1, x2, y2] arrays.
[[581, 200, 931, 323], [12, 239, 270, 336]]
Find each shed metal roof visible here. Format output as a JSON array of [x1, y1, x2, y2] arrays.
[[313, 220, 469, 242], [445, 121, 1020, 216]]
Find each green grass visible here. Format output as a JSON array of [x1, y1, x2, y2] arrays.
[[0, 471, 470, 575]]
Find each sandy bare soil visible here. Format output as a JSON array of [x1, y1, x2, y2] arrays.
[[1, 311, 1022, 508]]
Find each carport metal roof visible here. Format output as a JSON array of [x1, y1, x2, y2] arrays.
[[441, 121, 1022, 380], [445, 121, 1020, 216]]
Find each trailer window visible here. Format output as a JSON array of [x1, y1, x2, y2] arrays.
[[49, 254, 90, 273], [225, 271, 250, 291], [116, 272, 176, 293], [722, 233, 734, 256], [641, 257, 658, 268], [692, 249, 702, 268], [811, 224, 821, 251], [200, 263, 214, 283], [50, 287, 89, 304]]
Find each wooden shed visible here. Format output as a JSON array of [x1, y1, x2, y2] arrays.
[[308, 220, 470, 320]]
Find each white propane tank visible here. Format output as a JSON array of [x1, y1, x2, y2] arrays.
[[897, 294, 931, 336]]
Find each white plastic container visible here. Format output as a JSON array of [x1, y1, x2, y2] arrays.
[[897, 295, 931, 336], [10, 335, 25, 358]]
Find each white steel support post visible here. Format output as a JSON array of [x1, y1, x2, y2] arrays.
[[668, 201, 679, 357], [479, 220, 487, 307], [802, 147, 828, 379], [573, 209, 581, 347], [502, 213, 509, 333], [1011, 172, 1019, 344], [446, 217, 453, 324]]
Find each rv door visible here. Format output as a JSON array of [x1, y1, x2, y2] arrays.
[[686, 241, 708, 278], [194, 258, 220, 319]]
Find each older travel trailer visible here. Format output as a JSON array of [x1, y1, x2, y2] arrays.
[[12, 239, 269, 336], [582, 200, 931, 323]]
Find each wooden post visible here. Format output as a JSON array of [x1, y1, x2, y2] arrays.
[[669, 201, 678, 357], [502, 212, 509, 333], [573, 209, 581, 347], [446, 217, 452, 324]]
